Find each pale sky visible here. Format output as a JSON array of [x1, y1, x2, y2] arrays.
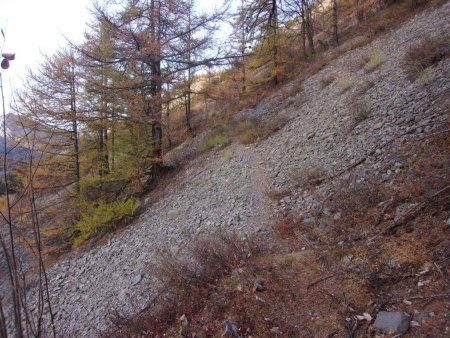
[[0, 0, 223, 108]]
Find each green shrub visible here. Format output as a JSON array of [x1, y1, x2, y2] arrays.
[[192, 178, 201, 187], [79, 172, 126, 202], [74, 198, 138, 245], [223, 151, 233, 161], [198, 134, 230, 152]]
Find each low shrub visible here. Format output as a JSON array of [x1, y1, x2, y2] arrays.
[[320, 73, 337, 89], [223, 151, 233, 161], [353, 80, 375, 97], [74, 198, 138, 245], [153, 231, 255, 294], [266, 189, 291, 201], [105, 231, 259, 337], [327, 177, 387, 228], [197, 134, 230, 152], [403, 35, 450, 81], [349, 100, 371, 129], [273, 216, 301, 239], [192, 178, 201, 187]]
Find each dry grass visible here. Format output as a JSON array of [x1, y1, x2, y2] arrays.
[[266, 189, 291, 202], [365, 51, 388, 72], [403, 35, 450, 81], [273, 215, 301, 239], [289, 166, 328, 188], [197, 133, 230, 152], [337, 77, 354, 94], [327, 176, 387, 230], [232, 118, 286, 145]]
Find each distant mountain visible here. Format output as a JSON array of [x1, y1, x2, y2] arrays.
[[0, 114, 33, 167]]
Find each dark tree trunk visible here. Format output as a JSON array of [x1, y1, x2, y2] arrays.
[[306, 5, 314, 54], [301, 0, 307, 58], [69, 67, 80, 193], [332, 0, 339, 46]]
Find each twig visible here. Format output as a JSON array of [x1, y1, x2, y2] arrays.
[[325, 330, 339, 338], [388, 293, 450, 305], [384, 185, 450, 234], [318, 125, 449, 186], [307, 273, 336, 289]]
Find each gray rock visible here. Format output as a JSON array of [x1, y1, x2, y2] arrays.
[[373, 311, 410, 334], [131, 274, 143, 286], [303, 217, 318, 226], [253, 279, 265, 292], [413, 311, 434, 323], [394, 203, 418, 222], [270, 326, 281, 334], [318, 219, 330, 228], [343, 254, 354, 265], [222, 320, 242, 338]]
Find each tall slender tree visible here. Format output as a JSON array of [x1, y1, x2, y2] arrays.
[[242, 0, 282, 84]]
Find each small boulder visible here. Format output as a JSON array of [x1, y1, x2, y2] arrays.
[[131, 273, 143, 286], [222, 320, 241, 338], [253, 279, 265, 292], [342, 254, 354, 265], [373, 311, 410, 334], [413, 311, 434, 323]]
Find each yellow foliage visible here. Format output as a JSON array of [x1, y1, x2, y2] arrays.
[[74, 198, 138, 245]]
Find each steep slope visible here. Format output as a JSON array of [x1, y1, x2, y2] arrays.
[[16, 3, 450, 336]]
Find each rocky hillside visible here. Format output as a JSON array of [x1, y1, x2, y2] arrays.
[[15, 2, 450, 337]]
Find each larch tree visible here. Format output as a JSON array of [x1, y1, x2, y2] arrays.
[[242, 0, 282, 85], [284, 0, 316, 57], [15, 48, 82, 193]]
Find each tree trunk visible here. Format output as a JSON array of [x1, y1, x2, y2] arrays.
[[271, 0, 279, 85], [332, 0, 339, 46], [69, 66, 80, 193], [306, 5, 314, 54], [241, 49, 246, 93], [301, 0, 307, 58]]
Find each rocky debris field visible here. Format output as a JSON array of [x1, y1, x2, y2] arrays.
[[254, 3, 449, 220], [11, 3, 450, 336], [22, 145, 274, 336]]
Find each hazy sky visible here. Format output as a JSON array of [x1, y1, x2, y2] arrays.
[[0, 0, 222, 107]]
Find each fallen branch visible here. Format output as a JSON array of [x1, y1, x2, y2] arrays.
[[307, 274, 336, 289], [325, 330, 339, 338], [318, 126, 449, 186], [384, 185, 450, 234], [374, 196, 396, 227], [388, 293, 450, 305]]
